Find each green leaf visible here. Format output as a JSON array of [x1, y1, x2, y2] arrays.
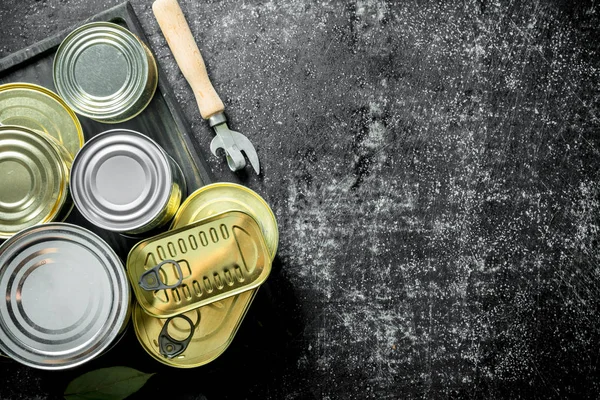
[[64, 366, 155, 400]]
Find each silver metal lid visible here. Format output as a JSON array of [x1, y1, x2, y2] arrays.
[[0, 223, 129, 370], [71, 129, 173, 232], [53, 22, 154, 122]]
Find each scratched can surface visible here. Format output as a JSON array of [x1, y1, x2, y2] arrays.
[[0, 125, 73, 239], [0, 223, 130, 370], [53, 22, 158, 123], [0, 83, 84, 158], [130, 209, 274, 367], [70, 129, 186, 234]]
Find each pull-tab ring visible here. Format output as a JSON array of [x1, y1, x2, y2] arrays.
[[138, 259, 183, 291], [159, 314, 196, 359]]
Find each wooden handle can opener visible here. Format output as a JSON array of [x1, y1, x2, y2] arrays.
[[153, 0, 260, 174]]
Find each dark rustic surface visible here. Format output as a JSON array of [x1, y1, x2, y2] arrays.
[[0, 0, 599, 399]]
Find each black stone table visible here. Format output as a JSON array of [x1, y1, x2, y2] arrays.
[[0, 1, 599, 399]]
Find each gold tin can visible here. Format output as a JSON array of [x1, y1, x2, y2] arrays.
[[0, 83, 84, 158], [0, 125, 73, 239], [0, 223, 130, 370], [53, 22, 158, 123], [70, 129, 186, 234], [133, 183, 278, 367], [127, 211, 272, 318]]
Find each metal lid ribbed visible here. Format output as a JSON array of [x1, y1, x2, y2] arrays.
[[0, 126, 71, 239], [127, 210, 272, 318], [0, 223, 130, 370], [71, 129, 172, 232], [53, 22, 150, 121]]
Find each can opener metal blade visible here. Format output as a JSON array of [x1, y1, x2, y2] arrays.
[[153, 0, 260, 174]]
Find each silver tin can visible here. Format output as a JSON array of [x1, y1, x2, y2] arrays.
[[70, 129, 186, 234], [53, 22, 158, 123], [0, 223, 130, 370]]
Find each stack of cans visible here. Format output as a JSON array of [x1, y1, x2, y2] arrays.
[[0, 21, 277, 370], [129, 183, 278, 367]]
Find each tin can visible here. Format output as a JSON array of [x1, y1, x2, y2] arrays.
[[131, 183, 278, 367], [0, 125, 73, 239], [0, 82, 84, 158], [129, 211, 272, 367], [70, 129, 186, 234], [53, 22, 158, 123], [0, 223, 130, 370], [127, 210, 272, 318]]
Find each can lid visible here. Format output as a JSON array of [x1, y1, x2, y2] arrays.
[[53, 22, 152, 121], [133, 290, 256, 368], [132, 188, 274, 368], [0, 223, 130, 370], [0, 126, 71, 239], [127, 210, 272, 318], [71, 129, 172, 232], [0, 83, 84, 158]]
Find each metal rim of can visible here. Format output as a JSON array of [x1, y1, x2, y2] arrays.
[[70, 129, 185, 233], [171, 182, 279, 259], [53, 22, 158, 123], [0, 125, 73, 239], [0, 82, 84, 158], [0, 223, 130, 370]]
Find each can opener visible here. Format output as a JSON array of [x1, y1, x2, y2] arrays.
[[153, 0, 260, 174]]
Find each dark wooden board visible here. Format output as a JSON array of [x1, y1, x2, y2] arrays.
[[0, 1, 214, 260]]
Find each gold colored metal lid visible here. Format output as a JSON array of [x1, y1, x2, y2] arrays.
[[0, 83, 84, 158], [171, 183, 278, 259], [0, 126, 72, 239], [127, 210, 272, 318], [132, 290, 256, 368]]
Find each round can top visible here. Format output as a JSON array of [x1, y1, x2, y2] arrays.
[[0, 126, 71, 239], [53, 22, 154, 121], [0, 223, 130, 370], [71, 129, 173, 232], [0, 83, 84, 158]]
